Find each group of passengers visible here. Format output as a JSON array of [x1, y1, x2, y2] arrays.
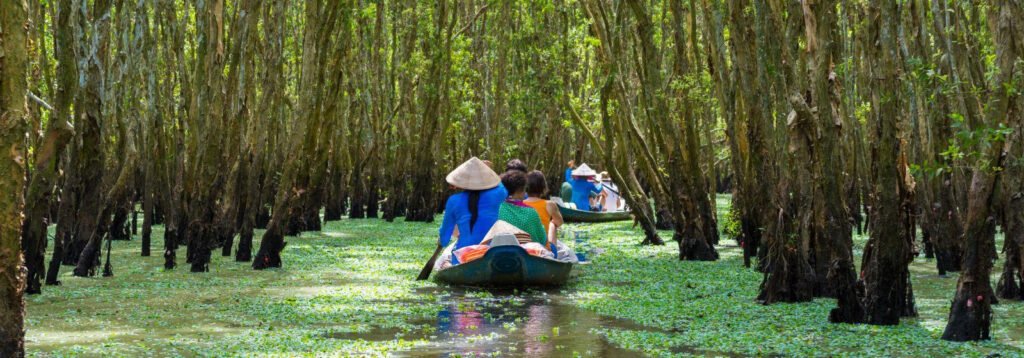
[[562, 160, 622, 212], [435, 157, 577, 268]]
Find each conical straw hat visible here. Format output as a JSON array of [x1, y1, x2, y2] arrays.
[[571, 163, 598, 177], [446, 157, 501, 190]]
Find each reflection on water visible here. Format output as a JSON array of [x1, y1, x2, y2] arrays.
[[403, 288, 646, 357], [324, 287, 695, 356]]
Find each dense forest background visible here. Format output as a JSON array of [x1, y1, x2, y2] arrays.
[[1, 0, 1023, 355]]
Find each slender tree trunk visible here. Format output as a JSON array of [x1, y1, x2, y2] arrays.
[[799, 0, 863, 323], [68, 0, 115, 277], [405, 0, 455, 223], [181, 0, 229, 273], [21, 80, 74, 292], [236, 152, 260, 262], [27, 0, 76, 292], [860, 1, 917, 325], [254, 0, 348, 269], [0, 0, 31, 353], [943, 0, 1023, 340], [726, 0, 814, 303]]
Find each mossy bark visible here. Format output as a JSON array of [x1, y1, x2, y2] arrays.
[[0, 0, 30, 353], [943, 0, 1023, 340], [860, 1, 917, 325]]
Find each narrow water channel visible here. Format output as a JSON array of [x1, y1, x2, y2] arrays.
[[327, 286, 657, 356], [406, 287, 648, 357]]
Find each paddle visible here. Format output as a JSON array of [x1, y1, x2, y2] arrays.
[[416, 244, 445, 280]]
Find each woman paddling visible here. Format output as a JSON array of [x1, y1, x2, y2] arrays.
[[437, 157, 506, 264]]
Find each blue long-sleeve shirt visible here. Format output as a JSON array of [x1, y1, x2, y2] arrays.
[[438, 184, 508, 249], [565, 168, 602, 211]]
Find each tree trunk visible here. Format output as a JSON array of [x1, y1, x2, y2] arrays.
[[236, 152, 260, 262], [26, 0, 76, 292], [254, 0, 348, 269], [67, 0, 115, 276], [0, 0, 30, 353], [860, 1, 917, 325], [943, 0, 1023, 340], [405, 0, 455, 223], [799, 0, 863, 323], [181, 0, 229, 273], [21, 102, 73, 293]]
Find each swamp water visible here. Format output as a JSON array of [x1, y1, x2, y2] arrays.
[[326, 286, 668, 357]]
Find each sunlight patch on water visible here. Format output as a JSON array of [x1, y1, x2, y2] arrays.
[[28, 329, 132, 346], [322, 231, 351, 238]]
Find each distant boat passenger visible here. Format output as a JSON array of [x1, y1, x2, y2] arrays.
[[598, 171, 622, 212], [564, 160, 603, 211]]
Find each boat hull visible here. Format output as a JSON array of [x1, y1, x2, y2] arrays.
[[558, 205, 632, 223], [434, 245, 573, 287]]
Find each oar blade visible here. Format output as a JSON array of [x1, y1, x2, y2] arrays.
[[416, 245, 444, 281]]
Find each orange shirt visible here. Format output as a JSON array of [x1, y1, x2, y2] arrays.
[[524, 199, 552, 231]]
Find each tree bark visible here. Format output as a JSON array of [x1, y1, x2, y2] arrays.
[[860, 1, 917, 325], [943, 0, 1023, 341], [254, 0, 348, 269], [21, 68, 74, 292], [799, 0, 863, 323], [0, 0, 31, 353], [67, 0, 114, 277]]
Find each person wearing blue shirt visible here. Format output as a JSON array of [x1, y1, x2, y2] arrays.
[[438, 158, 507, 262], [564, 161, 602, 211]]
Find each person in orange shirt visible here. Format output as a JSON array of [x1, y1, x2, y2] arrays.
[[522, 170, 564, 249]]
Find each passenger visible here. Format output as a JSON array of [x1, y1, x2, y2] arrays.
[[438, 157, 507, 261], [523, 170, 564, 248], [598, 171, 621, 212], [564, 160, 602, 211], [559, 181, 573, 202], [505, 158, 528, 173], [497, 170, 548, 245]]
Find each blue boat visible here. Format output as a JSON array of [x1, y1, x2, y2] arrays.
[[434, 238, 573, 287]]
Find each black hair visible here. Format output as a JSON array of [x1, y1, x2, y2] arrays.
[[525, 170, 548, 197], [505, 159, 528, 173], [500, 170, 528, 194], [468, 190, 481, 230]]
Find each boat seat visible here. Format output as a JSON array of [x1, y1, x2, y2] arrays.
[[490, 233, 520, 247]]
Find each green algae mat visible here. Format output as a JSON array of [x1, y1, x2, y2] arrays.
[[25, 202, 1024, 357]]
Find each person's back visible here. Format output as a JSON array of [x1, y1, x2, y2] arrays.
[[498, 170, 549, 245], [565, 166, 601, 211], [602, 182, 620, 211], [499, 201, 547, 245], [559, 182, 573, 203], [524, 199, 551, 230], [441, 185, 506, 249]]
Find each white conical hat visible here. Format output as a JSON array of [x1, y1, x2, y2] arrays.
[[571, 163, 598, 177], [446, 157, 501, 190]]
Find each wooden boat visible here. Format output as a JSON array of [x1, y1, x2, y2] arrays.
[[434, 241, 573, 287], [550, 196, 632, 223], [557, 205, 632, 223]]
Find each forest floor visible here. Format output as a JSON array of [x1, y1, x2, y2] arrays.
[[25, 195, 1024, 357]]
